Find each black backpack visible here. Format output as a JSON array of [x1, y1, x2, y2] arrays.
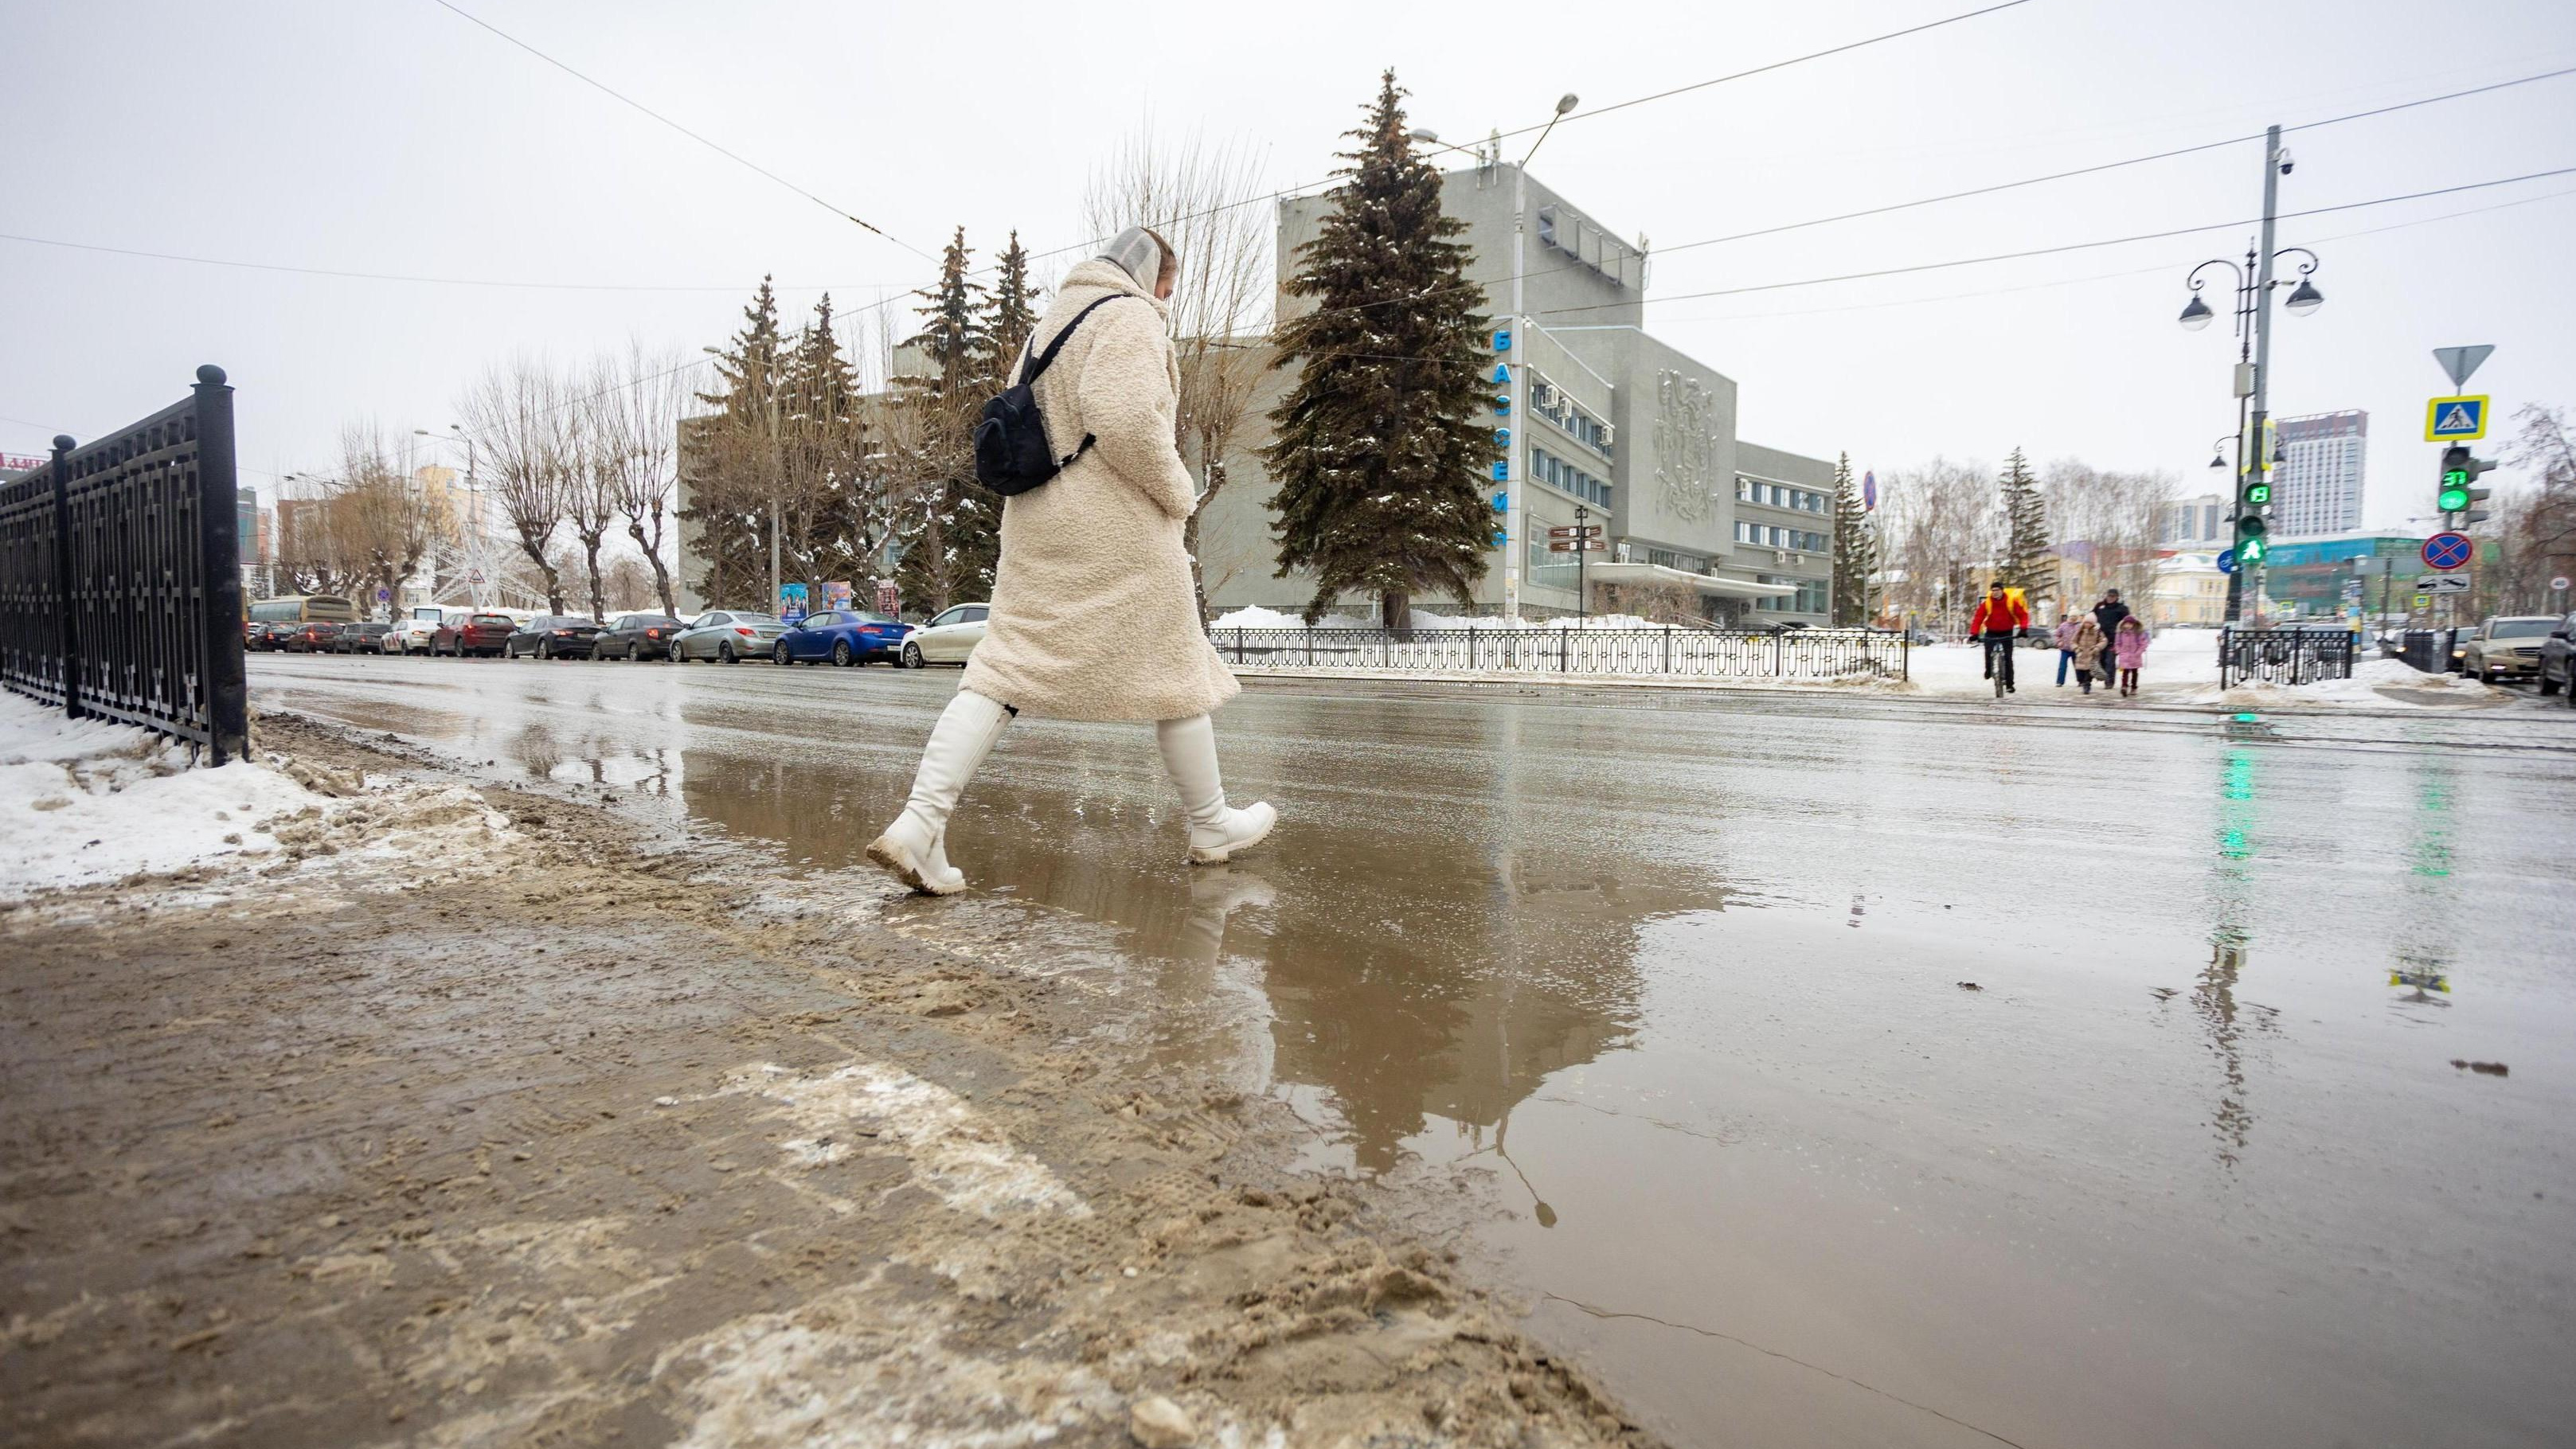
[[973, 295, 1136, 496]]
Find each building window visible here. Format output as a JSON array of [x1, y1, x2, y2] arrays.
[[1755, 575, 1828, 613], [1534, 447, 1612, 509]]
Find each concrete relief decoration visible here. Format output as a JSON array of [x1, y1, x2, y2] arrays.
[[1655, 370, 1716, 523]]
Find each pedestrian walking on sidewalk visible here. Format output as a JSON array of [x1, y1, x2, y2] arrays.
[[1970, 584, 2029, 694], [2113, 616, 2149, 697], [867, 227, 1274, 896], [2053, 612, 2082, 686], [2071, 616, 2108, 694]]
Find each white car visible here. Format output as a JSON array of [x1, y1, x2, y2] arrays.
[[901, 603, 989, 667], [393, 605, 475, 654]]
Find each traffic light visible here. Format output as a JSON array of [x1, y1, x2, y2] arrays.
[[2234, 505, 2269, 565], [2438, 445, 2495, 522]]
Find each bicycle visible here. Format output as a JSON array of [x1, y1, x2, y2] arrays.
[[1980, 633, 2018, 699]]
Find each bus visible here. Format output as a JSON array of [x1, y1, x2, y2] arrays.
[[247, 595, 358, 625]]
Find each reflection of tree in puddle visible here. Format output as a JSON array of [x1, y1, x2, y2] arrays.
[[1257, 854, 1702, 1177], [510, 725, 563, 782]]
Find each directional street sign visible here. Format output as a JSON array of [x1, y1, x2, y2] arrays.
[[1546, 540, 1605, 553], [1546, 525, 1602, 539], [2424, 396, 2488, 441], [2418, 576, 2471, 595], [2422, 532, 2473, 571], [2433, 344, 2495, 391]]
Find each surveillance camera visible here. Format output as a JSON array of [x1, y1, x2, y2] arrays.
[[2278, 150, 2295, 174]]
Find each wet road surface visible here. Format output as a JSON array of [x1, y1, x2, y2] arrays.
[[251, 653, 2576, 1449]]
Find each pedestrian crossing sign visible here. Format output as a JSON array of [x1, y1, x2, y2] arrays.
[[2424, 395, 2488, 441]]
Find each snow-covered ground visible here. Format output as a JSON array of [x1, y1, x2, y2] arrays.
[[0, 691, 518, 907], [1212, 605, 1671, 631]]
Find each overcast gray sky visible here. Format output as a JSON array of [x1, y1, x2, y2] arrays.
[[6, 0, 2572, 529]]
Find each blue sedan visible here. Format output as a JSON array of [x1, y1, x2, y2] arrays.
[[769, 610, 913, 667]]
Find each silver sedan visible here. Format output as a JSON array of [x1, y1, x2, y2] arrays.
[[670, 611, 788, 663]]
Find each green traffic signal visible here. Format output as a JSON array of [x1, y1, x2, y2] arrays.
[[2238, 536, 2268, 564], [2437, 471, 2471, 511], [2243, 481, 2272, 506]]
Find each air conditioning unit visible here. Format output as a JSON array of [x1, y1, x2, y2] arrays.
[[1598, 424, 1615, 447]]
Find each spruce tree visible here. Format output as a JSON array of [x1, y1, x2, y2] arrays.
[[1828, 451, 1879, 626], [1999, 447, 2050, 607], [1265, 69, 1503, 628], [686, 277, 788, 608], [779, 294, 869, 592], [895, 229, 998, 613], [983, 230, 1041, 389]]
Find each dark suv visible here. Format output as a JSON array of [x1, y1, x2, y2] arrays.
[[330, 621, 395, 654], [432, 612, 518, 658], [506, 615, 603, 659]]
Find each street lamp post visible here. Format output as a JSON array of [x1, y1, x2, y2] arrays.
[[2176, 124, 2321, 627]]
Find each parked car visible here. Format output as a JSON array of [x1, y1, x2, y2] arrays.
[[900, 603, 989, 667], [330, 621, 396, 654], [505, 615, 603, 659], [431, 611, 519, 658], [2538, 612, 2576, 703], [594, 613, 685, 661], [772, 609, 913, 667], [670, 611, 788, 663], [2457, 615, 2556, 684], [393, 606, 471, 654], [246, 620, 291, 650], [287, 621, 343, 653]]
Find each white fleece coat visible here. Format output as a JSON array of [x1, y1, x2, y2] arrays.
[[958, 259, 1241, 722]]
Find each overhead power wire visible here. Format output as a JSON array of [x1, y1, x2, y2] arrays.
[[427, 0, 933, 262], [1012, 0, 2045, 271], [1651, 64, 2576, 260], [1538, 165, 2576, 315], [0, 232, 888, 292]]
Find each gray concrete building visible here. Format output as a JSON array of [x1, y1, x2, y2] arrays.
[[1198, 162, 1836, 625]]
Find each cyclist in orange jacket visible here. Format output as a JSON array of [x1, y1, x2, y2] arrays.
[[1970, 584, 2030, 693]]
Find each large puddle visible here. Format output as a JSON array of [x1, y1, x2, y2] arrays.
[[254, 656, 2576, 1447]]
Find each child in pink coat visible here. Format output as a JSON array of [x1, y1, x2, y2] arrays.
[[2113, 616, 2148, 697]]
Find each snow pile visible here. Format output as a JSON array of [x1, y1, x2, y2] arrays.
[[2177, 655, 2513, 709], [0, 691, 524, 906], [0, 692, 315, 903]]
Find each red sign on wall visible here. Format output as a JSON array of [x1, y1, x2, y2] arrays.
[[0, 453, 44, 472]]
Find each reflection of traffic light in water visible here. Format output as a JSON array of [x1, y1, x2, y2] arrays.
[[2390, 752, 2459, 1006], [2195, 743, 2265, 1166]]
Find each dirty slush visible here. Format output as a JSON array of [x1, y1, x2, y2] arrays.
[[0, 712, 1650, 1447]]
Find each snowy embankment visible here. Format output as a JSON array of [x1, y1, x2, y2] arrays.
[[0, 692, 518, 906]]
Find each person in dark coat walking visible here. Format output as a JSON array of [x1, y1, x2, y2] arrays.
[[2092, 589, 2133, 650]]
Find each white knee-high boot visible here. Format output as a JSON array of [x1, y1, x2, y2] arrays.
[[1155, 714, 1276, 865], [867, 691, 1010, 895]]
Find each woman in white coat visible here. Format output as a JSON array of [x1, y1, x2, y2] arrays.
[[867, 227, 1275, 895]]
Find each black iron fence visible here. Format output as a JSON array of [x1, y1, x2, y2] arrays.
[[1216, 625, 1907, 682], [0, 366, 248, 763], [2218, 627, 2355, 689]]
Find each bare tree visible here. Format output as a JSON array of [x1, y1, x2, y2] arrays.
[[1083, 129, 1276, 622], [2043, 459, 2175, 608], [564, 358, 623, 623], [461, 360, 571, 615], [592, 342, 686, 617], [2492, 404, 2576, 614], [333, 423, 452, 620], [1876, 456, 1992, 634]]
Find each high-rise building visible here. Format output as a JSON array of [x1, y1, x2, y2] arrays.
[[2155, 491, 2229, 551], [2273, 410, 2366, 537]]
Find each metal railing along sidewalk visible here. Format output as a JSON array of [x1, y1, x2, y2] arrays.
[[1215, 626, 1907, 682]]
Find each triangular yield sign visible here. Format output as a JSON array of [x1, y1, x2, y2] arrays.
[[2433, 345, 2494, 390]]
